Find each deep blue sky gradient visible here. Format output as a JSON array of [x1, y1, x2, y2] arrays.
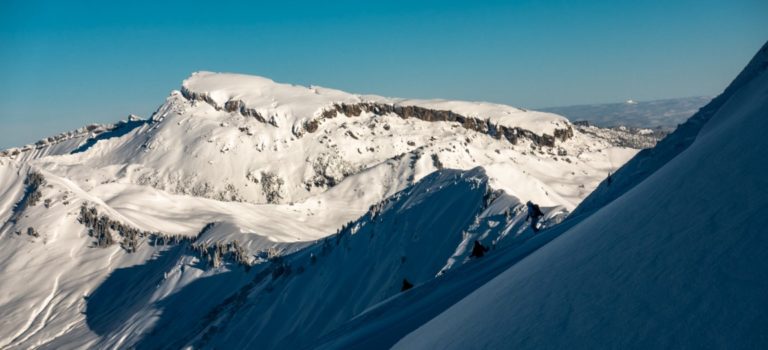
[[1, 0, 766, 148]]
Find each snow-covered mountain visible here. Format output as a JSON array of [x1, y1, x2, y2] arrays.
[[6, 40, 761, 347], [1, 41, 761, 347], [0, 70, 647, 348]]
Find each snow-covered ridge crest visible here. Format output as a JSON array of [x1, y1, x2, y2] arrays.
[[180, 71, 363, 130], [180, 71, 573, 143], [0, 116, 145, 163]]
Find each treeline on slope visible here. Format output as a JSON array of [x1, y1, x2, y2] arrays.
[[8, 171, 47, 238], [77, 204, 251, 267], [20, 171, 46, 211]]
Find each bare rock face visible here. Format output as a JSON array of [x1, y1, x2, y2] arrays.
[[179, 86, 219, 109], [311, 102, 574, 147], [181, 86, 271, 124], [305, 153, 358, 189], [181, 83, 576, 149], [223, 99, 268, 123], [554, 127, 574, 142], [260, 171, 285, 204]]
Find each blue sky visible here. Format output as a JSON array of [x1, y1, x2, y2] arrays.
[[1, 0, 766, 149]]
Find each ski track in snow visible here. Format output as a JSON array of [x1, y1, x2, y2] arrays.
[[29, 316, 84, 350], [3, 274, 61, 349], [105, 248, 120, 270]]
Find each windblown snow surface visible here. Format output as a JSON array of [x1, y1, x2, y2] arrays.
[[0, 70, 648, 349], [391, 41, 768, 349]]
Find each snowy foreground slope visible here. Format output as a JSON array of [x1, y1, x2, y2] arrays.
[[0, 72, 646, 348], [394, 42, 768, 349]]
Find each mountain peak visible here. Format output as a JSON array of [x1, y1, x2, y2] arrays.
[[182, 71, 318, 101], [178, 71, 571, 139], [179, 71, 362, 129]]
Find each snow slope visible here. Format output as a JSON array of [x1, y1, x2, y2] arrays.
[[395, 41, 768, 349]]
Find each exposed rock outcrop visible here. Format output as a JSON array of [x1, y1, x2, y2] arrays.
[[260, 171, 285, 204], [311, 102, 574, 147], [180, 86, 270, 124]]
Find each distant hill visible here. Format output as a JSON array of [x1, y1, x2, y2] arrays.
[[541, 96, 712, 130]]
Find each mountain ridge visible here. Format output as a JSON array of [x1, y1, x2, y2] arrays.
[[0, 71, 659, 349]]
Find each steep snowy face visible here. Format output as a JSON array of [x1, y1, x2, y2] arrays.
[[394, 42, 768, 349]]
